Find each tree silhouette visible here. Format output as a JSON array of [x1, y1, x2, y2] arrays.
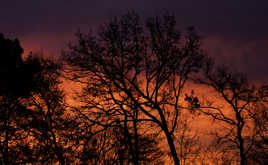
[[0, 34, 42, 98], [174, 114, 202, 165], [190, 60, 268, 165], [247, 97, 268, 164], [0, 34, 78, 164], [0, 34, 23, 70], [0, 34, 42, 164], [1, 13, 267, 164], [71, 88, 164, 164], [23, 55, 78, 164], [63, 11, 205, 164]]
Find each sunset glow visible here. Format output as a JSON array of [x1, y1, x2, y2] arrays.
[[1, 1, 267, 165]]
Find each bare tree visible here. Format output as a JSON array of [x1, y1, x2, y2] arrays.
[[174, 114, 202, 165], [23, 55, 78, 165], [71, 86, 164, 165], [188, 60, 268, 165], [63, 11, 205, 164], [247, 98, 268, 164]]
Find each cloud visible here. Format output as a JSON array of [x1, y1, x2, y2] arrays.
[[203, 35, 268, 81], [1, 1, 267, 81]]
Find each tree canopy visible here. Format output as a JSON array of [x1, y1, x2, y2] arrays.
[[0, 12, 267, 165]]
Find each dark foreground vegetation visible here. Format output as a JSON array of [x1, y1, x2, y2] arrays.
[[0, 12, 267, 165]]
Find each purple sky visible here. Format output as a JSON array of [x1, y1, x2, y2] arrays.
[[1, 0, 268, 81]]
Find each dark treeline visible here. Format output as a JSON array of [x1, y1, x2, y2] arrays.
[[0, 12, 267, 165]]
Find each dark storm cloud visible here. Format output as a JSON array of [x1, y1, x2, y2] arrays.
[[1, 0, 267, 80]]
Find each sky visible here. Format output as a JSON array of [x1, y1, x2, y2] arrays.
[[1, 0, 267, 81]]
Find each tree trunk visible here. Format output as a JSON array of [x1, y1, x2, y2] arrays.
[[163, 127, 180, 165], [124, 116, 139, 165], [238, 127, 245, 165], [236, 110, 246, 165], [133, 112, 139, 165]]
